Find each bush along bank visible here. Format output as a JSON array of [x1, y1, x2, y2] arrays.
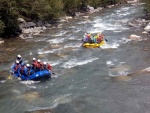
[[0, 0, 130, 39]]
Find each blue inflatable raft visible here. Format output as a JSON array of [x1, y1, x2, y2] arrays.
[[13, 70, 51, 81]]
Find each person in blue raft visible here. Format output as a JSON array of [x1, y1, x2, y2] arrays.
[[19, 63, 52, 81], [11, 60, 21, 77], [12, 55, 52, 81], [18, 62, 27, 77], [16, 55, 23, 64]]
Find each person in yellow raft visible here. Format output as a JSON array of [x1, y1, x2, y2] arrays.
[[90, 32, 104, 43], [82, 32, 106, 44], [97, 32, 104, 43]]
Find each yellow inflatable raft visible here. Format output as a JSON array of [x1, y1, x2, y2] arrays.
[[82, 40, 105, 48]]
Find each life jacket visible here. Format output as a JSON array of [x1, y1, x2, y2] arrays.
[[36, 62, 43, 70], [14, 64, 21, 71], [98, 35, 104, 42], [32, 61, 38, 67], [20, 66, 25, 74], [87, 34, 91, 39], [44, 64, 52, 71], [26, 68, 34, 76]]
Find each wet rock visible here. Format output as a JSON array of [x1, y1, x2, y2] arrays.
[[55, 53, 68, 57], [75, 12, 84, 17], [141, 67, 150, 73], [51, 45, 62, 49], [82, 16, 89, 19], [142, 31, 148, 34], [128, 18, 148, 28], [0, 70, 10, 80], [38, 54, 45, 58], [129, 34, 141, 41], [17, 92, 40, 101], [128, 22, 137, 27], [144, 23, 150, 31], [64, 16, 72, 20], [111, 75, 132, 82], [22, 28, 32, 34], [107, 5, 115, 8], [0, 40, 4, 44], [87, 5, 94, 12], [94, 7, 103, 12], [127, 0, 139, 4], [5, 48, 16, 52], [57, 18, 68, 23], [25, 108, 53, 113], [17, 18, 26, 23]]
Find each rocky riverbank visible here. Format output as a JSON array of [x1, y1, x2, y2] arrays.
[[14, 0, 141, 40]]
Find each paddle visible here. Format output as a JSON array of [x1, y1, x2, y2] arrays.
[[105, 39, 108, 42], [6, 74, 12, 80]]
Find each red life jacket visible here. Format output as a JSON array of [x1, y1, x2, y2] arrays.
[[98, 35, 103, 42], [37, 62, 43, 69], [32, 61, 38, 67], [44, 63, 52, 71], [14, 64, 20, 71], [47, 64, 52, 70]]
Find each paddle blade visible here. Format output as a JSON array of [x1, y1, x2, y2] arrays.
[[105, 39, 108, 42], [7, 75, 12, 79]]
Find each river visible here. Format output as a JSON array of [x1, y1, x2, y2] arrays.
[[1, 3, 150, 113]]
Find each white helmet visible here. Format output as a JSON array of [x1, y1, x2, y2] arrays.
[[16, 60, 19, 64], [26, 64, 30, 67], [43, 62, 47, 65], [33, 58, 36, 61], [17, 55, 21, 58], [37, 59, 41, 62]]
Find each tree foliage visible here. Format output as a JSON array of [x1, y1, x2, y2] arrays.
[[0, 0, 127, 38], [142, 0, 150, 16]]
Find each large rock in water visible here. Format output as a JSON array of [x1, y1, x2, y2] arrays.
[[111, 75, 132, 82], [144, 23, 150, 31], [129, 34, 141, 41], [127, 0, 139, 4], [25, 108, 53, 113]]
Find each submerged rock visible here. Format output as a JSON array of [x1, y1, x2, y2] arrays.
[[17, 92, 40, 101], [111, 75, 132, 82], [25, 108, 53, 113]]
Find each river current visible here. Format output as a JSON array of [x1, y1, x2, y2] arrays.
[[1, 3, 150, 113]]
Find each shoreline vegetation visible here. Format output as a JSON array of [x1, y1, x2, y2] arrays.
[[0, 0, 149, 41], [0, 0, 140, 39]]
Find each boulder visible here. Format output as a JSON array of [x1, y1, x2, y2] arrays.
[[65, 16, 72, 20], [22, 28, 32, 34], [127, 0, 139, 4], [142, 31, 148, 34], [129, 34, 141, 41], [107, 5, 115, 8], [111, 75, 132, 82], [128, 22, 136, 27], [144, 23, 150, 31], [87, 5, 94, 11], [82, 16, 89, 19], [17, 18, 26, 23], [94, 7, 103, 12], [0, 40, 4, 44]]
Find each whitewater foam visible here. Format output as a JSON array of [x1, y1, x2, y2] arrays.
[[62, 57, 99, 69]]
